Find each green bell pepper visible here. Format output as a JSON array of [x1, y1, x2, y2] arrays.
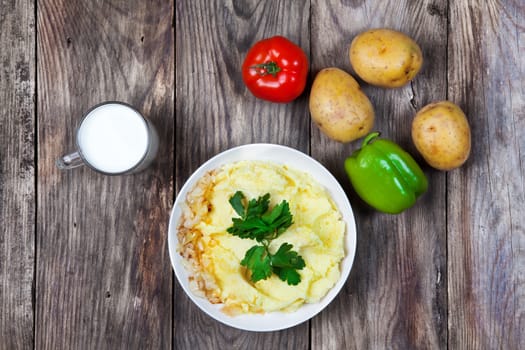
[[344, 132, 428, 214]]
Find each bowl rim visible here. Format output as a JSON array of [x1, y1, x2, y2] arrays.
[[168, 143, 357, 331]]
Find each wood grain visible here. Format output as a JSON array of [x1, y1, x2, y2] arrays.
[[0, 0, 521, 349], [310, 1, 448, 349], [447, 0, 525, 348], [174, 0, 310, 348], [36, 0, 174, 349], [0, 1, 35, 350]]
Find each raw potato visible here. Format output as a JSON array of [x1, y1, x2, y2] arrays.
[[309, 68, 374, 143], [412, 101, 471, 170], [349, 28, 423, 88]]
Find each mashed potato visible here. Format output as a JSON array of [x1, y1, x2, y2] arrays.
[[177, 160, 345, 314]]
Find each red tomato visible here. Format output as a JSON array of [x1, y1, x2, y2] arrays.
[[242, 36, 308, 103]]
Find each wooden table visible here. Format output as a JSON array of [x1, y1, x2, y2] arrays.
[[1, 1, 523, 349]]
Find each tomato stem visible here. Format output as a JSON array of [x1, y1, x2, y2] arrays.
[[250, 61, 281, 77]]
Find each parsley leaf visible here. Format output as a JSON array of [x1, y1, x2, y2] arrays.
[[271, 243, 306, 286], [271, 243, 306, 269], [261, 201, 293, 238], [246, 193, 270, 219], [227, 192, 293, 242], [229, 191, 246, 218], [240, 245, 272, 283], [227, 191, 305, 285]]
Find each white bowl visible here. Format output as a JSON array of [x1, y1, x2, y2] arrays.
[[168, 144, 357, 331]]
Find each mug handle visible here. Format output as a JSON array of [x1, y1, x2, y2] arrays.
[[56, 151, 84, 170]]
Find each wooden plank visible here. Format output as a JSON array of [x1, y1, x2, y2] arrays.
[[310, 1, 448, 348], [174, 0, 310, 348], [36, 1, 174, 349], [447, 0, 525, 348], [0, 1, 35, 349]]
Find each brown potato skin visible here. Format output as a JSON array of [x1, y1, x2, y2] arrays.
[[309, 68, 374, 143], [349, 28, 423, 88], [412, 101, 471, 170]]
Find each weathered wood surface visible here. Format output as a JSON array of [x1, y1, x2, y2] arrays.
[[0, 0, 523, 349], [0, 2, 36, 350], [447, 0, 525, 348], [36, 0, 173, 349]]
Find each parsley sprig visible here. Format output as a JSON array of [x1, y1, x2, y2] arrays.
[[227, 191, 305, 285]]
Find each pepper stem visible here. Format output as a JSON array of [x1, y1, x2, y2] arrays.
[[362, 132, 381, 147], [250, 61, 281, 77]]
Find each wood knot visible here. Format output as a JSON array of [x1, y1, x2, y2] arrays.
[[427, 3, 443, 17]]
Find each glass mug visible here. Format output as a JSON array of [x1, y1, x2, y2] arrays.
[[57, 101, 159, 175]]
